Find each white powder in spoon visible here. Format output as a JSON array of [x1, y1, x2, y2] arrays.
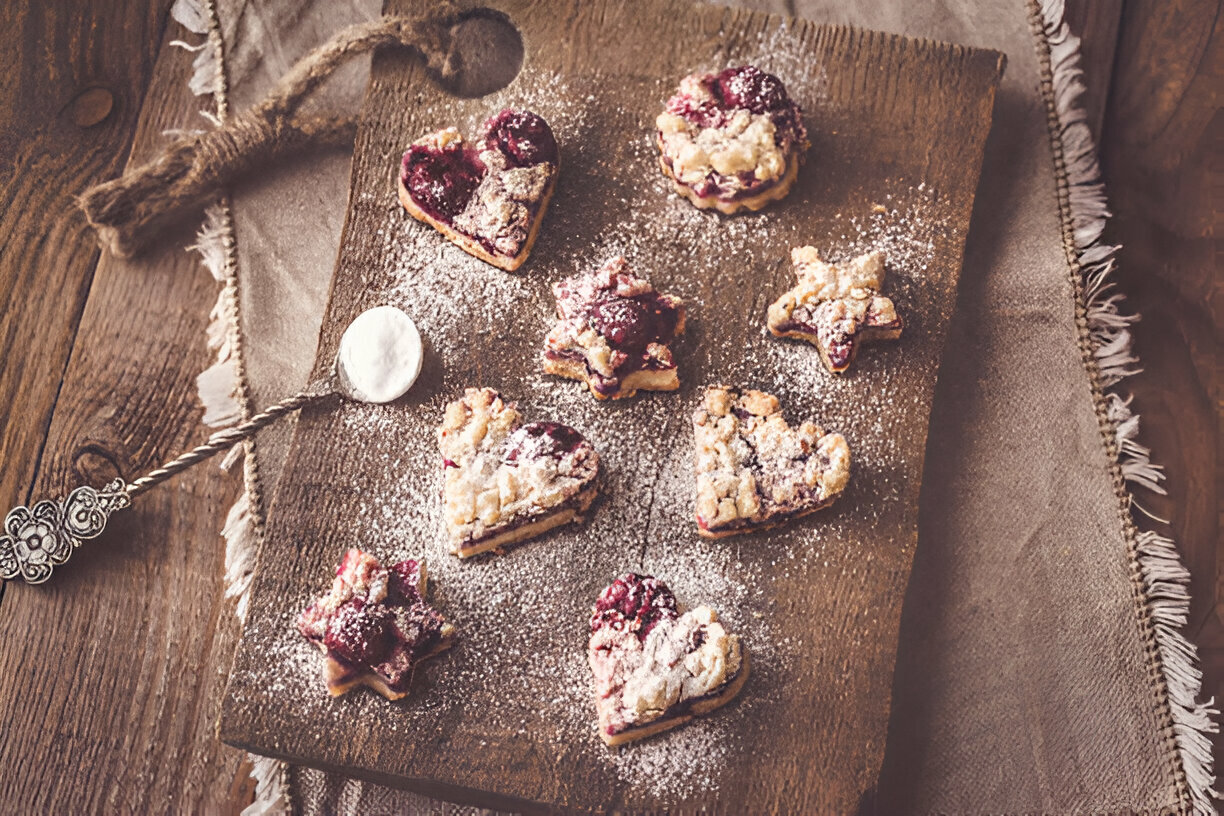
[[337, 305, 424, 404]]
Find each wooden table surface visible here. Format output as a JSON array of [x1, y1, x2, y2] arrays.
[[0, 1, 1218, 812]]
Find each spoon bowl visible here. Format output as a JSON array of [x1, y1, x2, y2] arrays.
[[335, 305, 424, 404]]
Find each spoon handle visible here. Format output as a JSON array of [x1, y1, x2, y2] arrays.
[[1, 389, 331, 585], [126, 390, 327, 497]]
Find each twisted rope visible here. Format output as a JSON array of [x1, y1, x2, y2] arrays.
[[125, 390, 331, 497], [80, 8, 462, 259]]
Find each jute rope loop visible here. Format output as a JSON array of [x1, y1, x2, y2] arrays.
[[80, 7, 463, 259]]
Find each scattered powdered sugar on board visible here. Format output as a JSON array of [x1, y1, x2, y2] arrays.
[[238, 40, 965, 807]]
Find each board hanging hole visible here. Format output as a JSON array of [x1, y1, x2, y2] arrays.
[[435, 9, 524, 98]]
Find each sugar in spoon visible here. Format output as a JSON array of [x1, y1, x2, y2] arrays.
[[0, 305, 423, 585]]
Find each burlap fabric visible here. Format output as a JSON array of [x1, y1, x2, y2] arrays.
[[197, 0, 1207, 811]]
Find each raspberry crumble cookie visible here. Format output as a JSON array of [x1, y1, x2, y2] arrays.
[[399, 109, 559, 271], [298, 548, 454, 700], [767, 247, 903, 373], [439, 388, 599, 558], [588, 573, 748, 746], [656, 65, 809, 213], [693, 385, 850, 538], [543, 256, 686, 400]]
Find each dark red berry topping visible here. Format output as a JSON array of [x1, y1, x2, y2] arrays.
[[715, 65, 789, 114], [324, 599, 395, 666], [589, 298, 651, 350], [588, 293, 683, 361], [386, 559, 423, 605], [591, 573, 678, 640], [299, 550, 451, 691], [483, 109, 558, 167], [503, 421, 587, 464], [401, 144, 484, 222]]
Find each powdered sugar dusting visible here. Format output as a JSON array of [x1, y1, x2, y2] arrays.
[[231, 37, 969, 810]]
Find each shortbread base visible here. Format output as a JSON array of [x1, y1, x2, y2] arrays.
[[657, 145, 800, 214], [452, 486, 599, 559], [768, 320, 904, 374], [598, 650, 750, 747], [318, 626, 456, 701], [543, 357, 680, 401], [697, 494, 841, 539]]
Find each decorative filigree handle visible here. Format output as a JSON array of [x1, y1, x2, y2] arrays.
[[0, 479, 131, 584], [0, 389, 326, 586]]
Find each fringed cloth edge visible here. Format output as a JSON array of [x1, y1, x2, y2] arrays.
[[1031, 1, 1219, 813], [170, 0, 291, 812]]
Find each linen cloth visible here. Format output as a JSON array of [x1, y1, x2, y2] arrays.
[[210, 0, 1197, 810]]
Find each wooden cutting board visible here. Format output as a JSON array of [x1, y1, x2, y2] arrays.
[[219, 0, 1003, 811]]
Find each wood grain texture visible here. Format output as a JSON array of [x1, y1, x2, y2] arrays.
[[219, 1, 1003, 811], [0, 1, 158, 571], [0, 3, 251, 813], [1, 0, 1214, 812], [1095, 0, 1224, 775]]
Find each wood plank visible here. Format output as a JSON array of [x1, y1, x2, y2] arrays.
[[1096, 0, 1224, 774], [0, 6, 252, 814], [219, 0, 1003, 811], [0, 1, 160, 579]]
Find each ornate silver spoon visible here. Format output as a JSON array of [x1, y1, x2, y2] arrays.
[[0, 305, 423, 584]]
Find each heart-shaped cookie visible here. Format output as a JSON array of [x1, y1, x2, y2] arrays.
[[588, 573, 748, 746], [399, 109, 559, 271], [438, 388, 599, 558], [692, 385, 850, 538], [767, 247, 903, 373]]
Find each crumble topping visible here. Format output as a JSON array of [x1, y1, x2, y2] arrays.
[[588, 574, 742, 736], [693, 385, 850, 534], [453, 149, 553, 258], [658, 104, 785, 186], [437, 388, 598, 549], [656, 65, 808, 201], [767, 247, 902, 372]]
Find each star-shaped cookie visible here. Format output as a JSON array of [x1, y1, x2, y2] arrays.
[[588, 573, 748, 746], [767, 247, 903, 373], [692, 385, 850, 538], [438, 388, 599, 557], [543, 256, 686, 400], [297, 549, 454, 700]]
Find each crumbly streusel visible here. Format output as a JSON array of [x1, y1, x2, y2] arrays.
[[767, 247, 903, 373], [692, 385, 850, 536], [438, 387, 598, 551]]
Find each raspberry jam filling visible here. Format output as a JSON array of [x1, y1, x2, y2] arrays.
[[714, 65, 791, 117], [659, 64, 807, 202], [502, 421, 587, 464], [545, 292, 682, 390], [400, 143, 484, 223], [589, 294, 680, 353], [400, 108, 558, 255], [776, 307, 903, 369], [299, 550, 447, 692], [590, 573, 679, 641], [483, 109, 559, 167]]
